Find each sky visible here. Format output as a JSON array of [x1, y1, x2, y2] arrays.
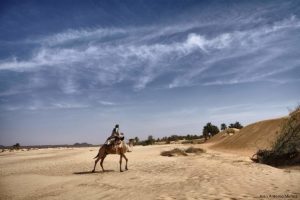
[[0, 0, 300, 146]]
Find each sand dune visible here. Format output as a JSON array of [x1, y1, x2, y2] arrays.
[[1, 145, 299, 200], [207, 117, 288, 156]]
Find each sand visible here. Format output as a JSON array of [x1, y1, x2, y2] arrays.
[[1, 145, 299, 200], [207, 117, 288, 156]]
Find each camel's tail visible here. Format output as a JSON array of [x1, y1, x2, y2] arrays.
[[93, 155, 98, 159], [94, 145, 105, 159], [93, 151, 100, 159]]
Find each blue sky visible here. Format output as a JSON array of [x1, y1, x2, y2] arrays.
[[0, 0, 299, 145]]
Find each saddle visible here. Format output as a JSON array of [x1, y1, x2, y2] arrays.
[[106, 135, 125, 153], [108, 137, 122, 147], [115, 137, 125, 153]]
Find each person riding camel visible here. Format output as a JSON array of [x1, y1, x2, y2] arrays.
[[105, 124, 123, 145]]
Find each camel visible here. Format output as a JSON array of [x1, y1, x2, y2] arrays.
[[92, 139, 130, 172]]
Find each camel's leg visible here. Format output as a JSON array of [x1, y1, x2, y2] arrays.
[[92, 157, 101, 172], [122, 154, 128, 170], [119, 154, 123, 172], [100, 154, 107, 172], [92, 146, 106, 172]]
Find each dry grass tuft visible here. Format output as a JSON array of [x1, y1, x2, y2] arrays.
[[161, 148, 188, 157], [185, 147, 206, 154], [161, 147, 205, 157]]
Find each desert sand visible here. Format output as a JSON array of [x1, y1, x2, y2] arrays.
[[208, 117, 287, 156], [1, 144, 299, 200]]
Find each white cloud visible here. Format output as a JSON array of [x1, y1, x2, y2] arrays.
[[28, 27, 128, 46], [209, 104, 253, 113], [168, 16, 300, 88], [185, 33, 208, 51], [61, 78, 78, 94], [0, 15, 299, 93], [99, 101, 116, 106], [2, 102, 89, 111], [50, 103, 89, 109], [206, 103, 294, 126], [185, 33, 232, 52]]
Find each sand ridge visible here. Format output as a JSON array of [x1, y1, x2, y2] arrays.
[[207, 117, 288, 156]]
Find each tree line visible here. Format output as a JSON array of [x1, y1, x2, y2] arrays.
[[133, 121, 243, 145]]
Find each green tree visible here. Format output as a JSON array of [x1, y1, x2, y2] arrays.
[[13, 143, 20, 150], [169, 135, 180, 141], [202, 127, 209, 141], [134, 137, 140, 143], [147, 135, 155, 145], [229, 121, 243, 129], [203, 122, 220, 140], [186, 134, 191, 140], [221, 123, 227, 130]]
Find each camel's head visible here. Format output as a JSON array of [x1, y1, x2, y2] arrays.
[[128, 139, 135, 149]]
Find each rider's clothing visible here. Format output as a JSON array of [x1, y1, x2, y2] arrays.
[[106, 127, 120, 145], [111, 127, 120, 138]]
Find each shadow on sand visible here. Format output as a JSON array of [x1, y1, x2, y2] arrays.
[[73, 170, 115, 175]]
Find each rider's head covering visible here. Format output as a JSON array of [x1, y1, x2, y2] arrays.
[[115, 124, 119, 128]]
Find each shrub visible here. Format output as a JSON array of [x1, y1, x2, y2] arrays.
[[272, 107, 300, 154], [251, 106, 300, 166]]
